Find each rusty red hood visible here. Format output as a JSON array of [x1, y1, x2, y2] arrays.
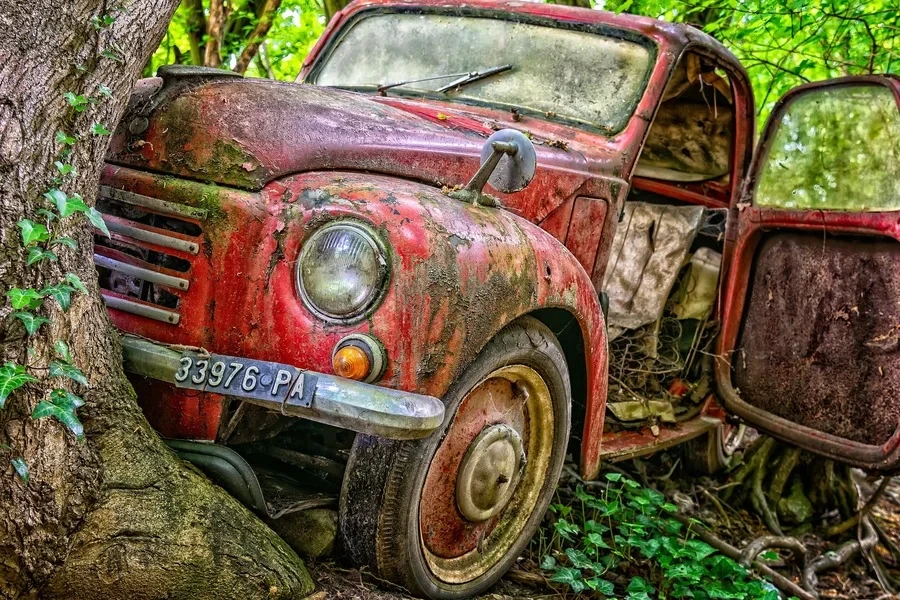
[[108, 72, 622, 223]]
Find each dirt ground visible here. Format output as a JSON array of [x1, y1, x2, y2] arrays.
[[302, 437, 900, 600]]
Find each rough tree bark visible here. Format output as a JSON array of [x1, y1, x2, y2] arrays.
[[0, 2, 312, 598]]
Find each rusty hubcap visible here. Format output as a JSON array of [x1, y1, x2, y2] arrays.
[[455, 424, 526, 522], [419, 365, 555, 584]]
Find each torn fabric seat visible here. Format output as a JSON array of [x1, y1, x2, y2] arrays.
[[602, 202, 704, 339]]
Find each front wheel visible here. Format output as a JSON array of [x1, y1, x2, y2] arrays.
[[339, 316, 571, 599]]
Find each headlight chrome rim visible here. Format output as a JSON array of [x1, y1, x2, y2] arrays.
[[296, 221, 390, 324]]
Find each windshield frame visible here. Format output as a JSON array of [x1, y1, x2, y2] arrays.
[[304, 5, 658, 136]]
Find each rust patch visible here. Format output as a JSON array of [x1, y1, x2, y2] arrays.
[[735, 232, 900, 446]]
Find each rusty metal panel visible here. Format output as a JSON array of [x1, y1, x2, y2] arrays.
[[735, 232, 900, 446], [564, 197, 608, 277]]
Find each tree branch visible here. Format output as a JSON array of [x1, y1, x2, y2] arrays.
[[204, 0, 226, 67], [233, 0, 282, 74], [184, 0, 206, 65]]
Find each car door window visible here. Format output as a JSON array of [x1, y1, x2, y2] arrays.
[[755, 83, 900, 211]]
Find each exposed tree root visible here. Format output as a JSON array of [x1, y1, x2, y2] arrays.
[[738, 535, 807, 568], [802, 516, 878, 596], [722, 436, 862, 536]]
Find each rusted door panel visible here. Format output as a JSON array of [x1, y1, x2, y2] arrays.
[[717, 210, 900, 470], [717, 75, 900, 471]]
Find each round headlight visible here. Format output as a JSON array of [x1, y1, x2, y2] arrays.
[[296, 222, 388, 322]]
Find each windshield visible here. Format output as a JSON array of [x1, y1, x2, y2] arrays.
[[311, 11, 654, 134]]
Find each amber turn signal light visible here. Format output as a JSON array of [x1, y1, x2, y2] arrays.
[[333, 344, 372, 381]]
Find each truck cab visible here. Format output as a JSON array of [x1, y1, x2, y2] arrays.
[[97, 1, 900, 597]]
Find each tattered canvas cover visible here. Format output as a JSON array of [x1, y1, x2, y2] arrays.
[[602, 202, 704, 337]]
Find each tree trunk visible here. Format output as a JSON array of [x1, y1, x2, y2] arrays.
[[204, 0, 226, 67], [0, 2, 312, 598]]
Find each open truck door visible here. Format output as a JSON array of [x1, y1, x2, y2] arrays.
[[716, 75, 900, 472]]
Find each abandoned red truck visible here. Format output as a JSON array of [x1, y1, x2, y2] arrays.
[[95, 0, 900, 597]]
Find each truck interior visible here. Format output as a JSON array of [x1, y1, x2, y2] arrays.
[[598, 51, 736, 442]]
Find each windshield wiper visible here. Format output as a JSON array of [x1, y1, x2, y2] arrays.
[[435, 64, 513, 93], [375, 64, 514, 96]]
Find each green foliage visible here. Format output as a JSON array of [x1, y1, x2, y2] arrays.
[[601, 0, 898, 123], [0, 3, 115, 478], [49, 360, 88, 387], [0, 363, 38, 409], [10, 456, 29, 483], [7, 288, 43, 310], [18, 219, 50, 246], [40, 281, 77, 312], [539, 474, 779, 599], [55, 131, 77, 146], [63, 92, 90, 112], [26, 247, 58, 266], [148, 0, 326, 80], [88, 206, 110, 237], [12, 312, 50, 336], [32, 389, 85, 439]]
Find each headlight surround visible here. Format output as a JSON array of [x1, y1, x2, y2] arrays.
[[296, 221, 389, 323]]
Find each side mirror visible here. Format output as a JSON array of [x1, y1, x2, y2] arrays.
[[450, 129, 537, 206]]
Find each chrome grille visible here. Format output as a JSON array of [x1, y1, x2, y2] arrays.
[[95, 186, 204, 325]]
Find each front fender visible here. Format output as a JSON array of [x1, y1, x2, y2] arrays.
[[251, 172, 607, 479]]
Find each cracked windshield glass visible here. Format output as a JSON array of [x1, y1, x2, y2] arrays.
[[755, 84, 900, 211], [313, 12, 653, 133]]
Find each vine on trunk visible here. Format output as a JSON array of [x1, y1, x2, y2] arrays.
[[0, 6, 121, 482]]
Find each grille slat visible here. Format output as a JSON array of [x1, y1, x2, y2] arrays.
[[99, 185, 208, 220], [101, 293, 181, 325], [103, 215, 200, 255], [94, 253, 190, 291]]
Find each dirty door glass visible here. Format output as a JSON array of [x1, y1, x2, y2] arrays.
[[755, 84, 900, 211], [313, 13, 652, 133]]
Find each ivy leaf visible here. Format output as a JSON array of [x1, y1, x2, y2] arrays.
[[49, 360, 88, 386], [55, 131, 76, 146], [91, 123, 111, 136], [100, 49, 123, 63], [40, 282, 75, 311], [26, 247, 58, 266], [585, 578, 615, 595], [10, 457, 29, 484], [54, 340, 72, 363], [63, 92, 89, 112], [65, 273, 88, 294], [35, 208, 58, 222], [49, 388, 84, 411], [18, 219, 50, 247], [46, 189, 89, 218], [7, 288, 43, 310], [54, 161, 76, 176], [97, 84, 113, 98], [87, 207, 110, 238], [32, 399, 84, 439], [0, 362, 37, 409], [12, 312, 50, 336], [50, 236, 77, 250]]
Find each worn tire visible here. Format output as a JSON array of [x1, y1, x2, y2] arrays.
[[339, 316, 571, 599], [684, 422, 746, 475]]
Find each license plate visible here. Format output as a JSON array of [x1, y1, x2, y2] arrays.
[[172, 352, 315, 408]]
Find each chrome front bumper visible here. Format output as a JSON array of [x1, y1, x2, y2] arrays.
[[120, 335, 445, 440]]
